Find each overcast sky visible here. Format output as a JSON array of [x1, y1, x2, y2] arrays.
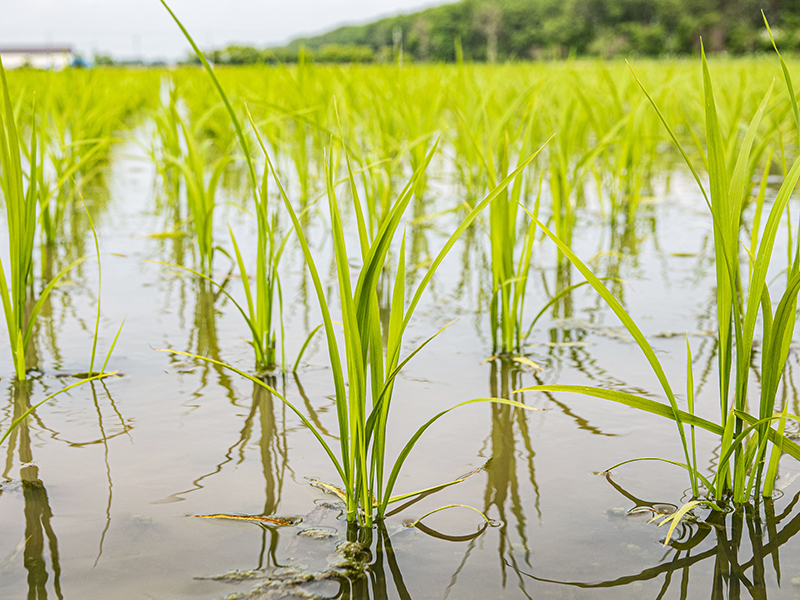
[[0, 0, 447, 61]]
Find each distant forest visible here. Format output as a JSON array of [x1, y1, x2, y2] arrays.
[[205, 0, 800, 64]]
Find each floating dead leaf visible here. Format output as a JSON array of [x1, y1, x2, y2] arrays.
[[307, 479, 348, 502], [192, 513, 301, 526], [512, 357, 544, 371], [308, 478, 379, 507]]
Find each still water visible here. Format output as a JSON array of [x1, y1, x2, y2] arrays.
[[2, 138, 800, 600]]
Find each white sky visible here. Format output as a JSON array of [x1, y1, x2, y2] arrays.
[[0, 0, 447, 61]]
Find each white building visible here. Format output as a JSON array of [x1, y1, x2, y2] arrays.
[[0, 47, 74, 70]]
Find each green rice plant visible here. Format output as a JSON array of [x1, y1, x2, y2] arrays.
[[224, 143, 387, 373], [471, 125, 543, 355], [228, 168, 288, 372], [166, 109, 230, 276], [454, 79, 629, 356], [0, 58, 87, 380], [453, 89, 539, 356], [150, 79, 184, 215], [33, 135, 110, 251], [518, 42, 800, 507], [0, 62, 39, 380], [159, 1, 293, 374], [148, 196, 288, 375]]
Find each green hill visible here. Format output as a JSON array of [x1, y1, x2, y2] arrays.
[[210, 0, 800, 63]]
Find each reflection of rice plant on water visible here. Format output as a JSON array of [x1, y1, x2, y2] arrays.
[[512, 474, 800, 598], [522, 26, 800, 536]]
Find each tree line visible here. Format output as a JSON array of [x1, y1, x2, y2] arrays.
[[202, 0, 800, 64]]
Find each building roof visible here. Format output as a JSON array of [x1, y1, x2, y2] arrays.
[[0, 47, 73, 55]]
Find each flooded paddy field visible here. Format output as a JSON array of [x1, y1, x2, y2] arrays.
[[2, 59, 800, 599]]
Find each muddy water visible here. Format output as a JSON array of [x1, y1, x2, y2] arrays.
[[2, 139, 800, 600]]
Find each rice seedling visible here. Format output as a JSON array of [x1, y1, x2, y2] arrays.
[[34, 136, 110, 251], [145, 7, 295, 374], [166, 108, 230, 276], [454, 77, 638, 356], [0, 58, 91, 380], [519, 37, 800, 513], [228, 178, 287, 373], [150, 79, 184, 217], [151, 133, 289, 372], [453, 90, 546, 356]]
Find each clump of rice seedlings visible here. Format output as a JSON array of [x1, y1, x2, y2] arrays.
[[145, 49, 296, 375], [34, 70, 153, 251], [150, 79, 184, 216], [454, 82, 612, 357], [156, 1, 292, 374], [34, 135, 110, 252], [0, 58, 87, 380], [227, 170, 287, 372], [166, 108, 230, 276], [455, 91, 546, 356], [160, 0, 548, 526], [520, 38, 800, 516]]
